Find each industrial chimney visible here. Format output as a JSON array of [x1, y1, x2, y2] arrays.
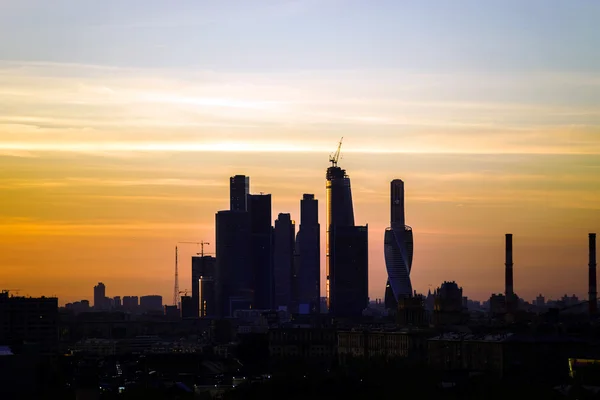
[[505, 234, 514, 297], [590, 233, 597, 316]]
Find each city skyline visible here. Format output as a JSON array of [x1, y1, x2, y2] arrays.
[[1, 1, 599, 304]]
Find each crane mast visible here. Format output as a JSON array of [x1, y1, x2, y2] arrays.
[[173, 241, 211, 306], [329, 136, 344, 167]]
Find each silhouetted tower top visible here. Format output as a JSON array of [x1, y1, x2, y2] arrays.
[[390, 179, 405, 228], [230, 175, 249, 211]]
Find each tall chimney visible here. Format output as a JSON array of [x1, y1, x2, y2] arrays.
[[505, 234, 514, 298], [590, 233, 597, 316]]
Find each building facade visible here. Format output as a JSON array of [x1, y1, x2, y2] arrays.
[[326, 165, 355, 310], [295, 194, 321, 314], [229, 174, 249, 212], [330, 225, 369, 317], [0, 292, 59, 354], [274, 213, 295, 311], [215, 210, 252, 317], [192, 255, 216, 318], [384, 180, 414, 309], [248, 193, 274, 310]]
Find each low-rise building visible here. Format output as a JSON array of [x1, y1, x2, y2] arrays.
[[268, 328, 337, 362], [338, 328, 431, 364]]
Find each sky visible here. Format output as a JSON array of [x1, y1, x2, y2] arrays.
[[0, 0, 599, 305]]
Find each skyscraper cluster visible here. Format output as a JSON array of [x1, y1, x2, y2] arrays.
[[213, 175, 322, 317]]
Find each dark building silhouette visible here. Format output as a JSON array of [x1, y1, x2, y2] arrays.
[[192, 255, 216, 318], [215, 210, 252, 317], [590, 233, 597, 316], [230, 175, 249, 211], [122, 296, 138, 312], [93, 282, 107, 310], [330, 225, 369, 317], [248, 193, 274, 310], [396, 295, 427, 327], [140, 295, 162, 312], [180, 296, 194, 319], [326, 164, 356, 311], [384, 179, 414, 310], [295, 194, 321, 314], [113, 296, 121, 309], [0, 292, 58, 354], [432, 281, 468, 326], [274, 213, 295, 311], [505, 233, 518, 313]]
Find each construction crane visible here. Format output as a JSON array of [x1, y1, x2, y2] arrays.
[[329, 136, 343, 167], [173, 241, 211, 306]]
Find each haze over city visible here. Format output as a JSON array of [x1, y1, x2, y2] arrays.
[[1, 0, 599, 305]]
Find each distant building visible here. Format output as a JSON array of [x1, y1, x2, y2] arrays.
[[140, 295, 162, 312], [180, 296, 194, 319], [330, 225, 369, 317], [113, 296, 121, 309], [215, 210, 252, 317], [122, 296, 139, 313], [489, 293, 507, 317], [269, 328, 337, 364], [295, 194, 321, 315], [192, 255, 216, 318], [274, 213, 295, 311], [93, 282, 107, 310], [248, 193, 274, 310], [432, 281, 468, 326], [338, 328, 430, 364], [164, 305, 179, 320], [384, 180, 414, 310], [397, 295, 428, 327], [230, 175, 249, 211], [0, 291, 58, 354]]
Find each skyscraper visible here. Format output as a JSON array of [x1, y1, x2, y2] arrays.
[[192, 255, 216, 317], [295, 194, 321, 314], [215, 210, 252, 317], [326, 165, 355, 309], [274, 213, 295, 311], [230, 175, 249, 211], [93, 282, 106, 310], [248, 193, 274, 310], [384, 179, 414, 309], [330, 225, 369, 317], [326, 149, 369, 317]]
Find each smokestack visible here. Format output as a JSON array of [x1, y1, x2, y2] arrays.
[[590, 233, 597, 316], [505, 234, 514, 298]]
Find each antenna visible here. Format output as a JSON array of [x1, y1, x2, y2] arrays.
[[329, 137, 344, 167]]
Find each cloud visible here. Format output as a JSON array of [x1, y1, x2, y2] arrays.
[[1, 60, 600, 156]]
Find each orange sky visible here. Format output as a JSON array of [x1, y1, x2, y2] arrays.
[[1, 150, 598, 305]]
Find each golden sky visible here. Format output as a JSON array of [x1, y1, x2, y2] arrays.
[[1, 1, 600, 305]]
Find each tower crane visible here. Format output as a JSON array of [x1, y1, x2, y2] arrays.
[[329, 137, 344, 167], [173, 241, 211, 306]]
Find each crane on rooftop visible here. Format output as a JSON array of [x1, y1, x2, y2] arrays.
[[329, 137, 344, 167]]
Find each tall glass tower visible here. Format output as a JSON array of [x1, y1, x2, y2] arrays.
[[384, 179, 414, 309], [295, 194, 320, 314], [326, 165, 355, 310]]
